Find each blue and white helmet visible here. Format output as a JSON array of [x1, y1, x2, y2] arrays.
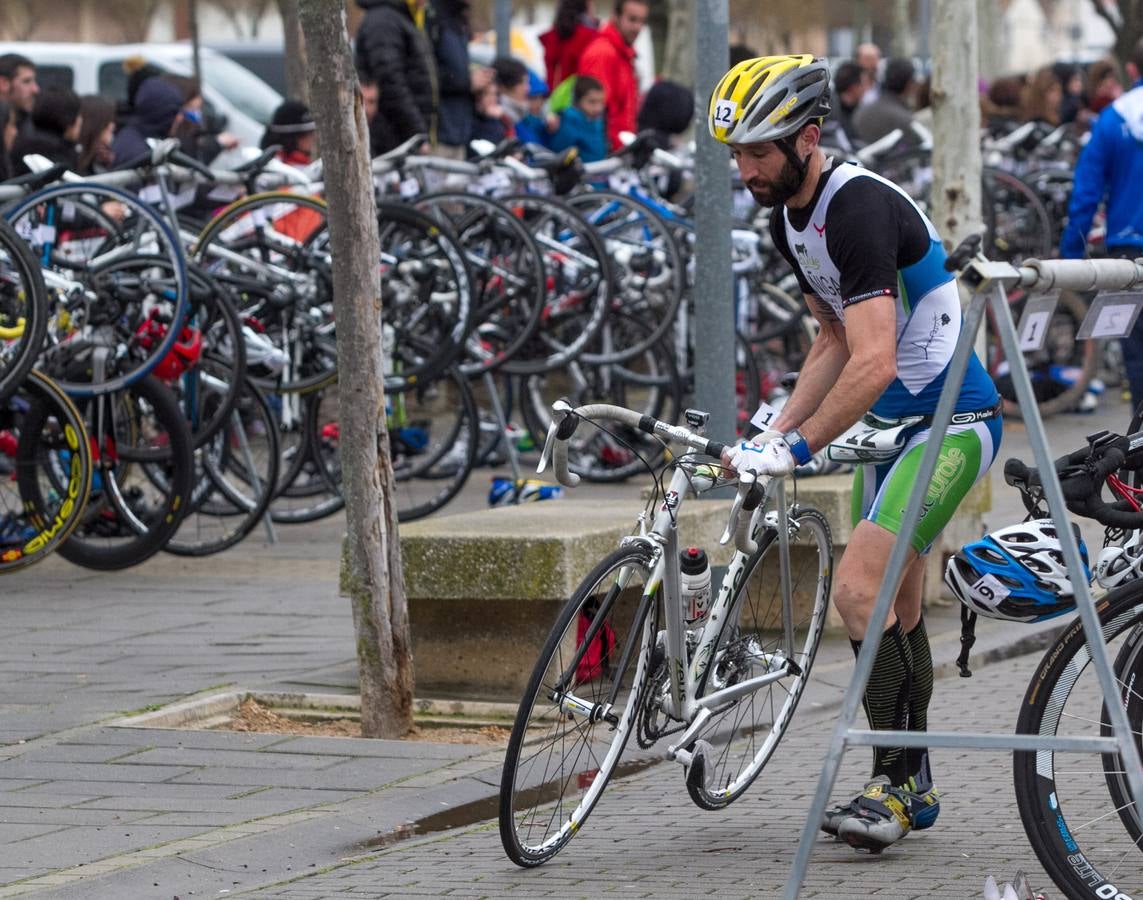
[[944, 519, 1091, 622]]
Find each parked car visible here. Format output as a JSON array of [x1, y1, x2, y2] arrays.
[[0, 42, 283, 150], [205, 42, 286, 97]]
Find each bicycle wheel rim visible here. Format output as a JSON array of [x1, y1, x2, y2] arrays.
[[3, 370, 92, 573], [6, 182, 189, 397], [0, 217, 49, 406], [685, 506, 832, 809], [499, 546, 656, 866], [1014, 583, 1143, 899]]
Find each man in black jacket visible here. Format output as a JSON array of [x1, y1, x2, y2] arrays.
[[355, 0, 439, 153]]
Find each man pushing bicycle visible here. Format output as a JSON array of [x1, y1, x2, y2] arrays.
[[711, 55, 1002, 851]]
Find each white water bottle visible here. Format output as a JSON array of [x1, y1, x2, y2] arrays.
[[680, 547, 712, 624]]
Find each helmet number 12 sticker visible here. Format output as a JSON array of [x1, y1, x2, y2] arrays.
[[714, 99, 737, 125], [969, 573, 1010, 608]]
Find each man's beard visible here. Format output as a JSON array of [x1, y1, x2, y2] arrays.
[[747, 155, 804, 208]]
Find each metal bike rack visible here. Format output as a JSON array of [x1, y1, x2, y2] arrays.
[[784, 252, 1143, 897]]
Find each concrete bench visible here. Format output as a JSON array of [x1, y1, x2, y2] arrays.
[[399, 476, 988, 699]]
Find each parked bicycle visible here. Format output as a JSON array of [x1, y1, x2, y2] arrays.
[[498, 401, 833, 865]]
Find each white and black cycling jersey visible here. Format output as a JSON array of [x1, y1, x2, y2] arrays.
[[769, 159, 998, 418]]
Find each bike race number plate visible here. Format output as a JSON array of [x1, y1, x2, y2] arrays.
[[1078, 292, 1143, 341]]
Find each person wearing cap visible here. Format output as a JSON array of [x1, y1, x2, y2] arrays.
[[711, 55, 1001, 853], [261, 100, 317, 167]]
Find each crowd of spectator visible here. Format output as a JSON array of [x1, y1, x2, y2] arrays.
[[819, 39, 1134, 154], [0, 49, 320, 184], [1, 12, 1138, 188], [353, 0, 690, 165]]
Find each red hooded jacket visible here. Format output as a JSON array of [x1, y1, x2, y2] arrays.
[[539, 22, 598, 91], [577, 21, 638, 151]]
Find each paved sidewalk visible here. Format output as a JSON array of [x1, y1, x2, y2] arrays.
[[0, 396, 1131, 898]]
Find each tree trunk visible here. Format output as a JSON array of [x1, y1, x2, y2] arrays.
[[279, 0, 309, 103], [661, 0, 695, 90], [976, 0, 1004, 82], [297, 0, 414, 739], [930, 0, 983, 253]]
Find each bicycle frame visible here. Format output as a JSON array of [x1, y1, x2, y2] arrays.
[[553, 459, 800, 768]]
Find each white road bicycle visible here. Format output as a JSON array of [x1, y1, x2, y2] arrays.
[[498, 402, 834, 866]]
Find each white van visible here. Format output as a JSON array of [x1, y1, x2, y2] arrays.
[[0, 42, 283, 151]]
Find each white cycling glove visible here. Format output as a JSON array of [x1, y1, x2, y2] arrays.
[[726, 437, 797, 478]]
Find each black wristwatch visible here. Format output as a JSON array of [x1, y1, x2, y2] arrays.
[[783, 428, 813, 465]]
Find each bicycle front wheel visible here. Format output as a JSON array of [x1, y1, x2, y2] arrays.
[[684, 505, 832, 810], [1014, 581, 1143, 899], [499, 544, 657, 867]]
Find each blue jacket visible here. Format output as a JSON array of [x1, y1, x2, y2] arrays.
[[513, 114, 549, 148], [1060, 81, 1143, 258], [548, 107, 607, 163]]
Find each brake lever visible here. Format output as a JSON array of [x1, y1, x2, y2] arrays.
[[536, 421, 558, 474]]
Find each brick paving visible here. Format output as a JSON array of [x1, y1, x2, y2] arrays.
[[0, 396, 1136, 898]]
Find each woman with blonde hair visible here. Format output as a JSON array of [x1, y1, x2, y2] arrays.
[[1021, 66, 1062, 125]]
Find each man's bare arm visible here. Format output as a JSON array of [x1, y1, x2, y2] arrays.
[[772, 295, 851, 433], [794, 295, 898, 452]]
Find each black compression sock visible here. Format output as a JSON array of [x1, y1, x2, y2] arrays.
[[904, 616, 934, 785], [857, 621, 914, 786]]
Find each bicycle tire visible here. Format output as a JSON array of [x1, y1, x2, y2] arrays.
[[57, 375, 194, 570], [413, 192, 546, 378], [494, 193, 612, 376], [165, 376, 280, 557], [1102, 624, 1143, 847], [3, 371, 92, 574], [1013, 581, 1143, 899], [6, 182, 189, 396], [983, 167, 1055, 263], [0, 216, 48, 406], [518, 314, 681, 483], [499, 544, 657, 867], [684, 505, 832, 809], [565, 190, 685, 363], [377, 200, 474, 391], [192, 191, 340, 395]]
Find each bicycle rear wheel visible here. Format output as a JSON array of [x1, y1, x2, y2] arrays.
[[57, 375, 194, 570], [499, 544, 657, 867], [0, 217, 48, 406], [1013, 581, 1143, 899], [3, 371, 92, 574], [684, 505, 832, 810]]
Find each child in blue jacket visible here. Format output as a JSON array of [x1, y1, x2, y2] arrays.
[[548, 75, 608, 163]]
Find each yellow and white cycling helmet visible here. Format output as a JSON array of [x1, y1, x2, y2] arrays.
[[708, 54, 832, 145]]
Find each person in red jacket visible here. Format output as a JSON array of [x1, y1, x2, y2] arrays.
[[577, 0, 647, 150], [539, 0, 599, 92]]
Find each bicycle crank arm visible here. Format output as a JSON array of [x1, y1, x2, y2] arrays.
[[667, 707, 712, 764]]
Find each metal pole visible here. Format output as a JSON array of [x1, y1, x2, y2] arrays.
[[495, 0, 512, 60], [919, 0, 932, 61], [692, 0, 735, 460], [988, 281, 1143, 821], [188, 0, 203, 89], [783, 285, 990, 898]]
